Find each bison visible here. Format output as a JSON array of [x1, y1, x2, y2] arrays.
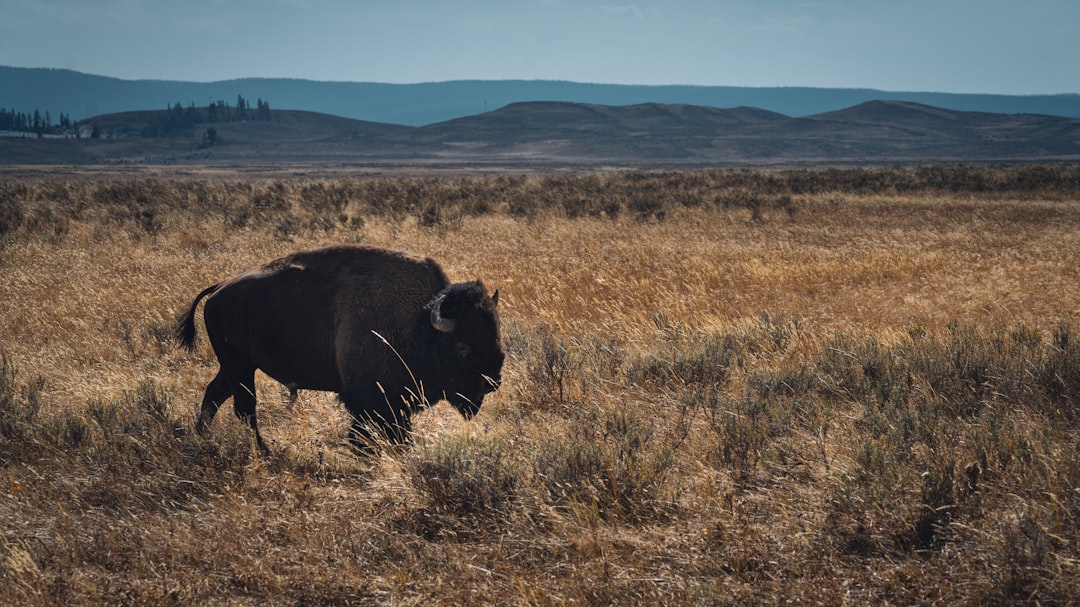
[[176, 244, 504, 454]]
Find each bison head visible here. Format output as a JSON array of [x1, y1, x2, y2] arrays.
[[428, 281, 504, 419]]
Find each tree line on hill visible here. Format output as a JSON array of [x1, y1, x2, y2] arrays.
[[1, 107, 76, 138], [0, 95, 271, 139], [141, 95, 272, 138]]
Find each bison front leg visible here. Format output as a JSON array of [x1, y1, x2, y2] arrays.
[[344, 396, 414, 455]]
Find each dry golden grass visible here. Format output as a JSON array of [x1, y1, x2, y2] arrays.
[[1, 167, 1078, 605]]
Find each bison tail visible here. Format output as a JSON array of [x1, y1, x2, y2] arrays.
[[176, 283, 222, 351]]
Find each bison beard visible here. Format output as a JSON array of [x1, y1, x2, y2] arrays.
[[176, 245, 504, 455]]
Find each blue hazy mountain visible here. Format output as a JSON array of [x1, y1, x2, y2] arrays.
[[5, 66, 1079, 126]]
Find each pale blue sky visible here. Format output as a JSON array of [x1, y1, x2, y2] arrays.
[[2, 0, 1078, 94]]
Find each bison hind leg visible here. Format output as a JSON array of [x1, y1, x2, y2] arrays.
[[198, 367, 269, 455], [196, 371, 232, 437], [229, 373, 269, 455]]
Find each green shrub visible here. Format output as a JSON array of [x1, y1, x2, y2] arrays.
[[818, 323, 1079, 421], [534, 408, 676, 522], [523, 325, 579, 406], [628, 332, 741, 389], [405, 436, 523, 521]]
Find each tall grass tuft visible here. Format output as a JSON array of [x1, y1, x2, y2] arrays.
[[0, 352, 42, 443], [1040, 322, 1080, 419]]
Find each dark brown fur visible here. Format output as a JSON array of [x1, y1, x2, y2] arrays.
[[177, 245, 504, 453]]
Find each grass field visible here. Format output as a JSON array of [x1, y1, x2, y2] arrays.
[[1, 166, 1079, 605]]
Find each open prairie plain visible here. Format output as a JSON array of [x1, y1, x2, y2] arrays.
[[1, 165, 1079, 605]]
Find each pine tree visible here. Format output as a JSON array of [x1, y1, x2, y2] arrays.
[[257, 98, 271, 121]]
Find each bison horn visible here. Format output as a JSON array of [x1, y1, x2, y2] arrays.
[[492, 289, 499, 307], [430, 293, 456, 333]]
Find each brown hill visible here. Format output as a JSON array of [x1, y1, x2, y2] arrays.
[[83, 108, 410, 142], [407, 102, 788, 142], [2, 101, 1078, 166], [773, 100, 1080, 160]]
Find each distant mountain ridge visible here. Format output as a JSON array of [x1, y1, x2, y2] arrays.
[[4, 98, 1078, 166], [4, 66, 1079, 127]]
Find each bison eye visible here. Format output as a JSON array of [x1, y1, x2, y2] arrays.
[[455, 342, 472, 360]]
